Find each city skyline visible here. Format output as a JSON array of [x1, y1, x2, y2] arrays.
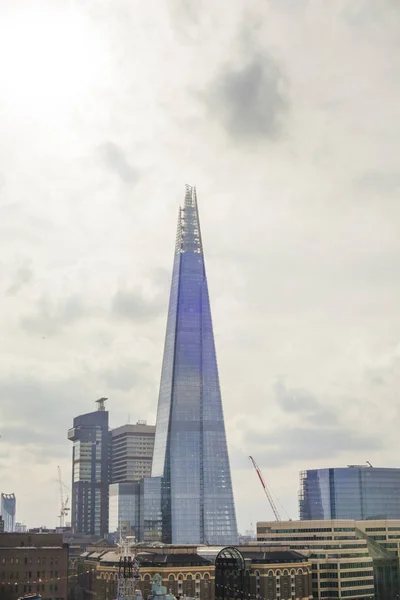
[[0, 0, 399, 531]]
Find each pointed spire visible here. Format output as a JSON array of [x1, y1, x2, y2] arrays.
[[176, 184, 203, 254]]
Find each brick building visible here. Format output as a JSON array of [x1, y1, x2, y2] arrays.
[[0, 533, 68, 600], [74, 544, 312, 600]]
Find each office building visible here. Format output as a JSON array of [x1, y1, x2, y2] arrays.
[[1, 493, 16, 532], [0, 532, 68, 600], [151, 185, 238, 545], [111, 422, 155, 483], [109, 482, 140, 535], [256, 519, 400, 600], [68, 398, 110, 537], [356, 518, 400, 556], [300, 466, 400, 520]]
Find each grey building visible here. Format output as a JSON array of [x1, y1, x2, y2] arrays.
[[300, 466, 400, 520], [1, 493, 16, 532], [68, 398, 109, 537], [111, 422, 155, 483]]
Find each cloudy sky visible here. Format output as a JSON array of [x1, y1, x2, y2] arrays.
[[0, 0, 399, 531]]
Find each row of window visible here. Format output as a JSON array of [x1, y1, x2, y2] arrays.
[[339, 562, 373, 570], [100, 572, 210, 581], [320, 590, 374, 598], [0, 571, 59, 580], [268, 528, 333, 534], [1, 558, 59, 565], [2, 584, 60, 593], [341, 571, 373, 579], [310, 553, 369, 559], [342, 589, 374, 597], [341, 579, 374, 588], [259, 534, 360, 548]]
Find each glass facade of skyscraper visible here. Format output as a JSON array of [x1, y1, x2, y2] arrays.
[[151, 185, 238, 545], [67, 400, 109, 536], [109, 482, 140, 535], [0, 494, 16, 532], [300, 466, 400, 520]]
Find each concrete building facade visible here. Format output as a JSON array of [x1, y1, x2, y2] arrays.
[[356, 518, 400, 556], [111, 422, 155, 484], [257, 520, 376, 600]]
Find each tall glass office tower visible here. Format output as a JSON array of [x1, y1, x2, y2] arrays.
[[0, 494, 16, 532], [152, 185, 238, 545], [68, 398, 109, 536], [300, 466, 400, 520]]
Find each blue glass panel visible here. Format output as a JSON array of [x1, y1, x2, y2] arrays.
[[300, 467, 400, 520], [151, 186, 238, 544]]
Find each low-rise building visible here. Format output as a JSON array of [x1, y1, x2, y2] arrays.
[[257, 519, 400, 600], [0, 532, 68, 600], [75, 544, 312, 600]]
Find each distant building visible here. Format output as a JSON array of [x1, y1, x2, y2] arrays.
[[300, 466, 400, 520], [15, 522, 26, 533], [111, 422, 155, 484], [1, 493, 16, 532], [256, 519, 400, 600], [68, 398, 110, 536], [0, 515, 4, 533], [0, 532, 68, 600]]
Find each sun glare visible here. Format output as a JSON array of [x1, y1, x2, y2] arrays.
[[0, 6, 105, 121]]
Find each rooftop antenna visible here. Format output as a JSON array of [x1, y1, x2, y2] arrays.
[[366, 461, 373, 467], [96, 397, 108, 411]]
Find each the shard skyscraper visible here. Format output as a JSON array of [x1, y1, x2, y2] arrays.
[[151, 185, 238, 545]]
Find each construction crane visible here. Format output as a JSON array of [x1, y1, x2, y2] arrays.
[[249, 455, 281, 521], [57, 466, 70, 528]]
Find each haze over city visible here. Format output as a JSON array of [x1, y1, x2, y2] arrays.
[[1, 0, 400, 533]]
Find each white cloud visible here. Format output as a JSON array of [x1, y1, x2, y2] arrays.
[[0, 0, 399, 532]]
